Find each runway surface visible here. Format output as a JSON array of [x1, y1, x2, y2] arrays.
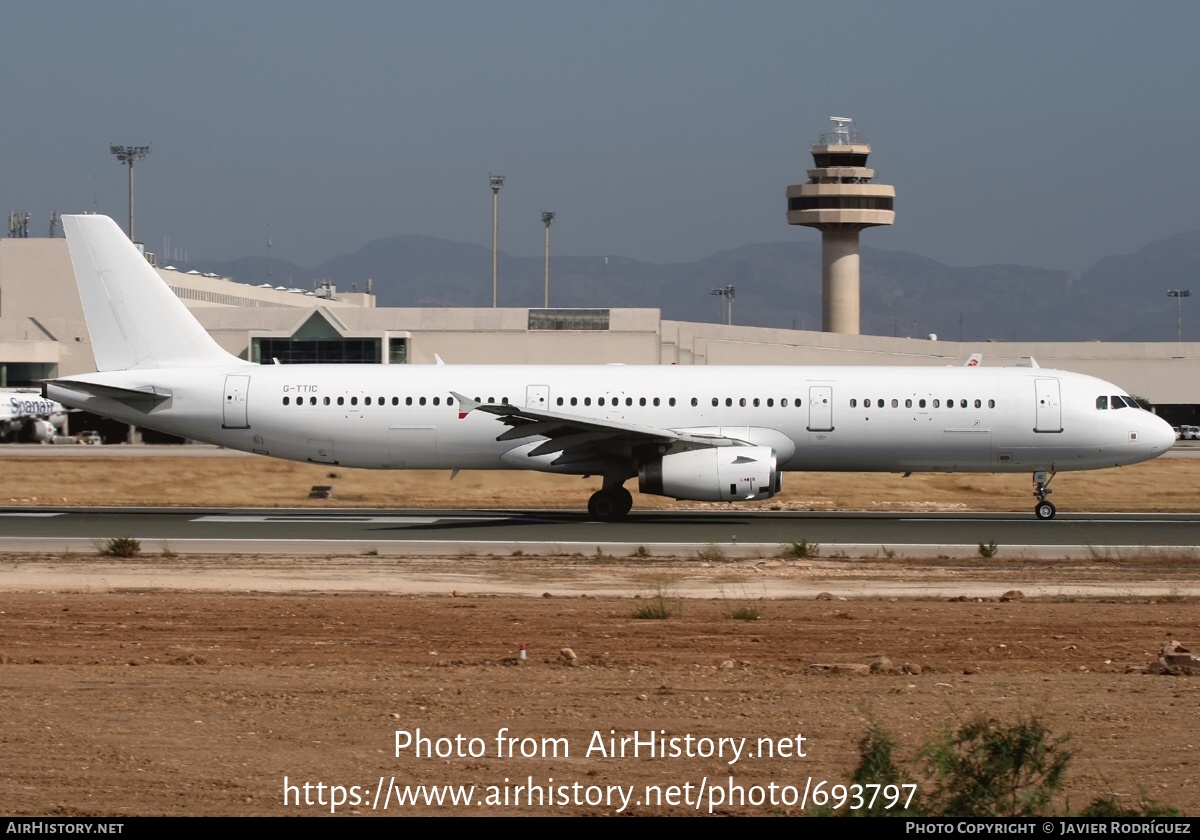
[[2, 506, 1198, 558]]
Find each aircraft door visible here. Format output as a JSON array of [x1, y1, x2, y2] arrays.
[[526, 385, 549, 410], [222, 375, 250, 429], [807, 385, 833, 432], [1034, 379, 1062, 433]]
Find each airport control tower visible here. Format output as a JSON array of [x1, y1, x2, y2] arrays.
[[787, 117, 895, 334]]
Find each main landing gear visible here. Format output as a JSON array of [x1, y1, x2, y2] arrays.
[[588, 485, 633, 521], [1033, 470, 1057, 520]]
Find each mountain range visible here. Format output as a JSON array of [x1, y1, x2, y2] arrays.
[[192, 228, 1200, 343]]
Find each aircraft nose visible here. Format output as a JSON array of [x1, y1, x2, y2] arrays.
[[1148, 415, 1177, 454]]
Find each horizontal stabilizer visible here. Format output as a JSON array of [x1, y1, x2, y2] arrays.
[[48, 378, 171, 406]]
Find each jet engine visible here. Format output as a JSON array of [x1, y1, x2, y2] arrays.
[[638, 445, 780, 502], [20, 418, 56, 443]]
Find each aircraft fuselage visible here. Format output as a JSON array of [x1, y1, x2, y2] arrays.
[[49, 362, 1173, 475]]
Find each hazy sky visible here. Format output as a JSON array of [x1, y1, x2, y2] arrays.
[[2, 1, 1197, 271]]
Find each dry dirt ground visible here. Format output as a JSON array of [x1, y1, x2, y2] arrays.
[[2, 450, 1200, 512], [1, 453, 1199, 816]]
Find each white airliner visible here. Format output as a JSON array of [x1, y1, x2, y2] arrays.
[[0, 389, 67, 442], [46, 215, 1175, 521]]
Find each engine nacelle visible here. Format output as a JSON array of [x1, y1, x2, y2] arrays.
[[638, 445, 780, 502], [20, 418, 55, 443]]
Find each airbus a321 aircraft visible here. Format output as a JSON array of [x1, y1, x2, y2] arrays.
[[47, 215, 1175, 521]]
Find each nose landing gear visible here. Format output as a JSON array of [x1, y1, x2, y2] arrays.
[[1033, 470, 1056, 520]]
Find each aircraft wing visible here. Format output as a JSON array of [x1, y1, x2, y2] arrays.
[[451, 391, 742, 465]]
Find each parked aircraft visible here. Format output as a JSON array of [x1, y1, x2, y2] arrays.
[[46, 215, 1175, 520], [0, 389, 67, 442]]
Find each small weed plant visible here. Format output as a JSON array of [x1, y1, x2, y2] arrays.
[[632, 581, 680, 620], [978, 541, 999, 559], [779, 540, 820, 559], [101, 536, 141, 558]]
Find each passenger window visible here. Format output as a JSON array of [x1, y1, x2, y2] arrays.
[[599, 397, 606, 406], [739, 398, 747, 407], [796, 399, 802, 407], [392, 397, 399, 406], [584, 397, 591, 406], [639, 397, 646, 406], [501, 397, 509, 404], [905, 399, 912, 408], [974, 399, 981, 409], [690, 398, 697, 407], [418, 397, 426, 406], [571, 397, 578, 406], [626, 397, 633, 406], [782, 398, 789, 407], [282, 396, 289, 405], [557, 397, 563, 406], [891, 399, 899, 408], [726, 398, 733, 407], [667, 398, 674, 407], [850, 399, 857, 408], [712, 398, 719, 407], [406, 397, 413, 406], [932, 399, 940, 408], [324, 397, 330, 406], [960, 399, 967, 409], [919, 399, 926, 408], [337, 397, 345, 406], [988, 399, 995, 408], [365, 397, 371, 406], [753, 398, 760, 407], [433, 397, 440, 406], [863, 399, 871, 408], [767, 398, 774, 407]]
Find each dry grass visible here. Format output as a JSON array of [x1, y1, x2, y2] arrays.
[[1, 452, 1198, 511]]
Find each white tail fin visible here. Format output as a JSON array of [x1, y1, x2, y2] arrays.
[[63, 214, 243, 371]]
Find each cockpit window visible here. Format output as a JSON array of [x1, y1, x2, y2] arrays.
[[1096, 396, 1108, 410], [1110, 395, 1126, 409]]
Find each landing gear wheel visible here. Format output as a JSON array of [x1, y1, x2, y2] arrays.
[[588, 487, 633, 521], [1032, 470, 1057, 521]]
